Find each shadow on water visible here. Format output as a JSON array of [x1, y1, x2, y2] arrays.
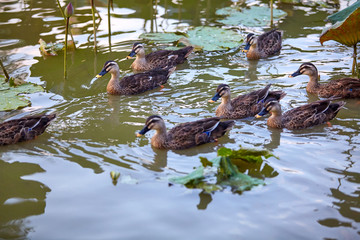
[[0, 160, 50, 239]]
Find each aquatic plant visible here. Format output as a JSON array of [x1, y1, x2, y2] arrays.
[[0, 59, 10, 82], [90, 0, 97, 51], [108, 0, 113, 51], [63, 2, 74, 79], [169, 147, 275, 193], [320, 1, 360, 76]]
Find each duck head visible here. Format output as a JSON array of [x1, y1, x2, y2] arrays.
[[136, 115, 166, 137], [96, 60, 120, 78], [208, 84, 231, 103], [127, 42, 145, 59], [289, 62, 318, 78]]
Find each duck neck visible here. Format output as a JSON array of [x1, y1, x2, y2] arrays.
[[267, 112, 283, 129], [151, 128, 167, 149], [306, 73, 320, 94], [107, 71, 122, 94], [216, 96, 233, 115], [133, 53, 148, 69], [246, 46, 260, 60]]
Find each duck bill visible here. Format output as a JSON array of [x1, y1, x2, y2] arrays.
[[255, 108, 269, 118], [96, 68, 108, 78], [209, 92, 221, 103], [289, 69, 302, 78], [126, 50, 136, 59], [242, 42, 251, 53], [136, 125, 150, 137]]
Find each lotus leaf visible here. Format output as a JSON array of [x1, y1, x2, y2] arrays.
[[326, 0, 360, 24], [0, 75, 44, 111], [170, 147, 270, 193], [139, 26, 243, 51], [320, 7, 360, 47], [216, 6, 287, 27]]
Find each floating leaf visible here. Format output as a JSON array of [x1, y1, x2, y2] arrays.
[[170, 148, 267, 193], [140, 26, 243, 51], [320, 5, 360, 47], [0, 75, 44, 111], [38, 38, 75, 56], [216, 6, 287, 27], [326, 0, 360, 24]]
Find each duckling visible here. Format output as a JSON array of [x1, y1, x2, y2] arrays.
[[96, 60, 175, 95], [289, 62, 360, 98], [255, 99, 345, 130], [127, 42, 194, 71], [136, 115, 234, 150], [209, 84, 286, 119], [243, 29, 282, 60], [0, 113, 56, 145]]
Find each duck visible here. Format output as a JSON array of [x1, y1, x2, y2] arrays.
[[127, 42, 194, 71], [209, 84, 286, 119], [289, 62, 360, 98], [255, 99, 345, 130], [136, 115, 234, 150], [96, 60, 175, 95], [243, 29, 282, 60], [0, 113, 56, 146]]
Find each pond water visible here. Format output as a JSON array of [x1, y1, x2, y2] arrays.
[[1, 0, 359, 239]]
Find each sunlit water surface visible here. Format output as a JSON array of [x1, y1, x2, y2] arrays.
[[0, 0, 359, 239]]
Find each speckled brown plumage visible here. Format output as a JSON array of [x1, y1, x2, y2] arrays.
[[128, 43, 194, 71], [209, 84, 286, 119], [96, 61, 175, 95], [137, 115, 234, 150], [0, 113, 56, 145], [243, 29, 282, 60], [290, 62, 360, 98], [256, 100, 345, 130]]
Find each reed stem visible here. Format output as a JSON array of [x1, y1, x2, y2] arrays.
[[91, 0, 97, 52], [64, 17, 69, 79], [0, 59, 10, 82], [57, 0, 76, 49], [108, 0, 112, 51]]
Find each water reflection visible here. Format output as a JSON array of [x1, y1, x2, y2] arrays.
[[0, 160, 50, 239]]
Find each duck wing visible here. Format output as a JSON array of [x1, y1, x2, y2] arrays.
[[120, 67, 175, 95], [319, 78, 360, 98], [0, 113, 56, 145], [258, 29, 282, 57], [282, 100, 340, 129], [166, 117, 233, 149]]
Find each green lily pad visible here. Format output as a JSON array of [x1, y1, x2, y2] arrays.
[[139, 26, 243, 51], [169, 147, 270, 193], [0, 75, 44, 111], [326, 0, 360, 24], [320, 6, 360, 47], [216, 6, 287, 27]]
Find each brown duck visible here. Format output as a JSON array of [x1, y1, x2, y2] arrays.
[[255, 99, 345, 129], [96, 60, 175, 95], [243, 29, 282, 60], [209, 84, 286, 119], [127, 42, 194, 71], [0, 113, 56, 145], [289, 62, 360, 98], [136, 115, 234, 150]]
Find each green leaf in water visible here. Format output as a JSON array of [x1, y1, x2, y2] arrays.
[[140, 26, 243, 51], [169, 148, 269, 193], [0, 75, 44, 111], [216, 6, 287, 27], [326, 0, 360, 24]]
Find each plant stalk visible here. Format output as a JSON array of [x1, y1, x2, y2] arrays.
[[270, 0, 273, 27], [352, 44, 357, 76], [0, 59, 10, 82], [64, 17, 69, 79], [91, 0, 97, 52], [57, 0, 76, 49], [108, 0, 112, 51]]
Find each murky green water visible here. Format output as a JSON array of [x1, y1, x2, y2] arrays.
[[1, 0, 359, 239]]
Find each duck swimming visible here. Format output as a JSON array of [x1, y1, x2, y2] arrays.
[[96, 60, 175, 95], [243, 29, 282, 60], [289, 62, 360, 98], [127, 42, 194, 71], [136, 115, 234, 150]]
